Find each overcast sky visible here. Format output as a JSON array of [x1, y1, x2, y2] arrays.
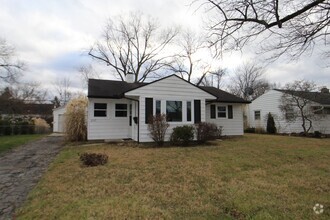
[[1, 0, 329, 97]]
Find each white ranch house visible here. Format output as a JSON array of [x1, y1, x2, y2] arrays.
[[247, 89, 330, 134], [87, 74, 249, 142]]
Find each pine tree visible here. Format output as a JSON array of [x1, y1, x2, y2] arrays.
[[266, 112, 277, 134]]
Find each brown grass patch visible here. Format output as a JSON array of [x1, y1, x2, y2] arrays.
[[17, 134, 330, 219]]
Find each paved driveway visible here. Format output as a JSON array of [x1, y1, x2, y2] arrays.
[[0, 135, 64, 220]]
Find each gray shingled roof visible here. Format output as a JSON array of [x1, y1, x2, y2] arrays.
[[88, 78, 249, 103], [88, 79, 146, 98], [199, 86, 250, 103], [275, 89, 330, 105]]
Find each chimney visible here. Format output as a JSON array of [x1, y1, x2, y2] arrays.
[[125, 73, 134, 83], [321, 87, 329, 94]]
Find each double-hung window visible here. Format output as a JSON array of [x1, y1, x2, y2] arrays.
[[115, 104, 128, 117], [94, 103, 107, 117], [217, 106, 227, 118], [254, 110, 261, 120], [285, 108, 294, 120]]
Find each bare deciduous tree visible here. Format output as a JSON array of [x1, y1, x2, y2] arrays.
[[78, 64, 101, 89], [88, 12, 178, 82], [198, 67, 227, 88], [229, 62, 269, 100], [170, 31, 205, 82], [198, 0, 330, 60], [279, 80, 323, 134], [54, 77, 72, 105], [169, 30, 220, 85], [11, 81, 48, 103], [0, 83, 48, 114], [0, 38, 24, 83]]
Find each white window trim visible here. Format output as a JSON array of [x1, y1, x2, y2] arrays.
[[115, 103, 128, 118], [166, 100, 184, 123], [155, 100, 161, 115], [92, 102, 108, 119], [254, 110, 261, 120], [217, 105, 227, 118], [153, 99, 194, 124]]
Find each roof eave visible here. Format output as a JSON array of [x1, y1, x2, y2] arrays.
[[87, 95, 124, 99], [207, 100, 251, 104]]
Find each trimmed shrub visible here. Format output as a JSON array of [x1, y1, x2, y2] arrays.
[[195, 122, 222, 144], [314, 131, 322, 138], [266, 112, 277, 134], [244, 127, 255, 133], [170, 125, 195, 146], [20, 121, 32, 134], [80, 153, 108, 167], [255, 127, 266, 134], [0, 118, 11, 135], [148, 114, 169, 146], [65, 96, 88, 142], [33, 117, 50, 134], [13, 124, 20, 135]]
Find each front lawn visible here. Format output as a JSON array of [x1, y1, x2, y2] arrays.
[[17, 134, 330, 219], [0, 134, 46, 154]]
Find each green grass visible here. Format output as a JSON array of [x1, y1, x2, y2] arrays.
[[17, 134, 330, 219], [0, 134, 46, 154]]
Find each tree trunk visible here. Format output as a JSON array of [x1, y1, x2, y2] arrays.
[[306, 118, 313, 133], [300, 108, 307, 134]]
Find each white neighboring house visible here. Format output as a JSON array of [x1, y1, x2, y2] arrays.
[[53, 105, 67, 133], [87, 74, 250, 142], [247, 89, 330, 134]]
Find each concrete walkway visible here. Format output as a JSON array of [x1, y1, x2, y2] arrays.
[[0, 135, 64, 220]]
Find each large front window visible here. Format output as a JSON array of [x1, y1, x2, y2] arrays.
[[166, 101, 182, 122]]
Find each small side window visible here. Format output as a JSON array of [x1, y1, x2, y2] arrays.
[[94, 103, 107, 117], [187, 101, 192, 122], [210, 104, 216, 119], [115, 104, 127, 117], [156, 100, 161, 115], [285, 111, 294, 119], [228, 105, 233, 119], [254, 110, 261, 120], [217, 106, 227, 118]]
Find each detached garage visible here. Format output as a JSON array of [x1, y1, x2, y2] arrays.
[[53, 105, 67, 133]]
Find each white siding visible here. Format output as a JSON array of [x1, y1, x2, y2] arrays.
[[138, 97, 207, 142], [87, 98, 132, 140], [87, 76, 247, 141], [247, 90, 330, 134], [53, 106, 66, 132], [314, 115, 330, 134], [125, 75, 215, 100], [126, 76, 215, 142], [205, 103, 244, 136]]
